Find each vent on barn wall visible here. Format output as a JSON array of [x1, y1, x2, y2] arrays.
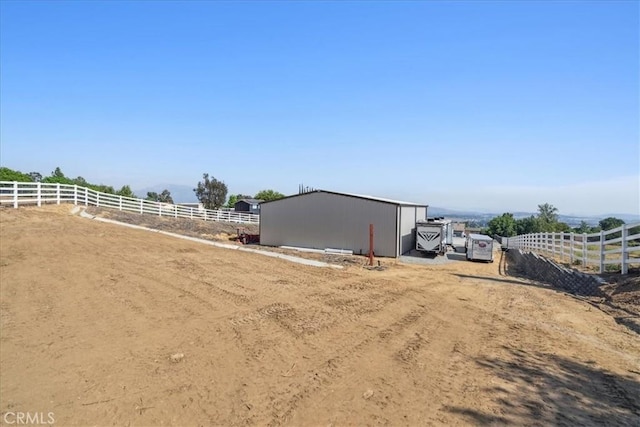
[[298, 184, 317, 194]]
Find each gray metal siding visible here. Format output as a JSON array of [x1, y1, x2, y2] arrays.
[[399, 206, 417, 255], [260, 192, 398, 257]]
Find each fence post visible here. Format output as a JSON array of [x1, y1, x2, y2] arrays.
[[36, 182, 42, 207], [13, 181, 18, 208], [599, 230, 605, 273], [621, 224, 628, 275], [74, 185, 78, 205], [190, 208, 193, 219], [119, 195, 123, 211], [96, 191, 100, 207], [582, 233, 588, 267], [569, 233, 574, 264], [159, 202, 162, 217], [139, 199, 143, 214], [56, 183, 61, 205], [551, 233, 556, 257], [85, 188, 88, 206], [174, 205, 178, 218]]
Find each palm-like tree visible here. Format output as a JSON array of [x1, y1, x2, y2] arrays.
[[537, 203, 559, 225]]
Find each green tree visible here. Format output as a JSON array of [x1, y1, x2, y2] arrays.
[[42, 167, 74, 185], [194, 173, 228, 209], [486, 213, 517, 237], [116, 185, 136, 198], [52, 167, 64, 178], [0, 167, 33, 182], [599, 217, 625, 239], [28, 172, 42, 182], [516, 215, 541, 235], [537, 203, 559, 231], [146, 189, 173, 203], [226, 194, 238, 208], [599, 217, 625, 231], [254, 189, 285, 202], [158, 189, 173, 203], [573, 220, 592, 234], [74, 176, 88, 186], [554, 222, 572, 232]]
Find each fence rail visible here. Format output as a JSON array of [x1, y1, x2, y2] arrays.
[[503, 223, 640, 274], [0, 181, 260, 224]]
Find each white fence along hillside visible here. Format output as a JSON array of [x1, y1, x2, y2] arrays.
[[503, 223, 640, 274], [0, 181, 259, 224]]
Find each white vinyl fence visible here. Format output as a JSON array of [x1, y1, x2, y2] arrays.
[[503, 223, 640, 274], [0, 181, 260, 224]]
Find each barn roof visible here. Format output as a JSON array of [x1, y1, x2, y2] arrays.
[[237, 198, 263, 204], [260, 190, 427, 207]]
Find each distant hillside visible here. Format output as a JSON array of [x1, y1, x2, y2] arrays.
[[428, 207, 640, 227], [134, 184, 198, 203]]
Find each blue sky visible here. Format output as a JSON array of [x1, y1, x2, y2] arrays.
[[1, 1, 638, 215]]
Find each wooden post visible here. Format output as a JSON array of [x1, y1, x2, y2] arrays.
[[37, 182, 41, 207], [73, 185, 78, 205], [582, 233, 587, 267], [13, 181, 18, 208], [56, 183, 61, 205], [369, 224, 374, 266]]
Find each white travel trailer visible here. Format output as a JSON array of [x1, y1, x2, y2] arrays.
[[465, 234, 494, 262], [416, 218, 453, 255]]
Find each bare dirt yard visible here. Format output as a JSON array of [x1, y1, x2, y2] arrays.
[[1, 205, 639, 426]]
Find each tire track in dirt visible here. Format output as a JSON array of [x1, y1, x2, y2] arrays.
[[115, 270, 214, 314], [266, 302, 432, 426], [200, 280, 251, 305]]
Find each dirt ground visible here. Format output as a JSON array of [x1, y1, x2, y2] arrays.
[[1, 205, 639, 426]]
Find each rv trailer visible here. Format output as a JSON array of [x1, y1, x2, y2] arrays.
[[415, 218, 452, 255]]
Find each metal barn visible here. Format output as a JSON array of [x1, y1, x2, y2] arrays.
[[259, 190, 428, 257]]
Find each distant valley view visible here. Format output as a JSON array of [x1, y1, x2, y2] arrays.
[[136, 184, 640, 228]]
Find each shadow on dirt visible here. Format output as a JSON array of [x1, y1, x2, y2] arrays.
[[445, 346, 640, 425], [452, 273, 549, 288], [445, 252, 467, 262]]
